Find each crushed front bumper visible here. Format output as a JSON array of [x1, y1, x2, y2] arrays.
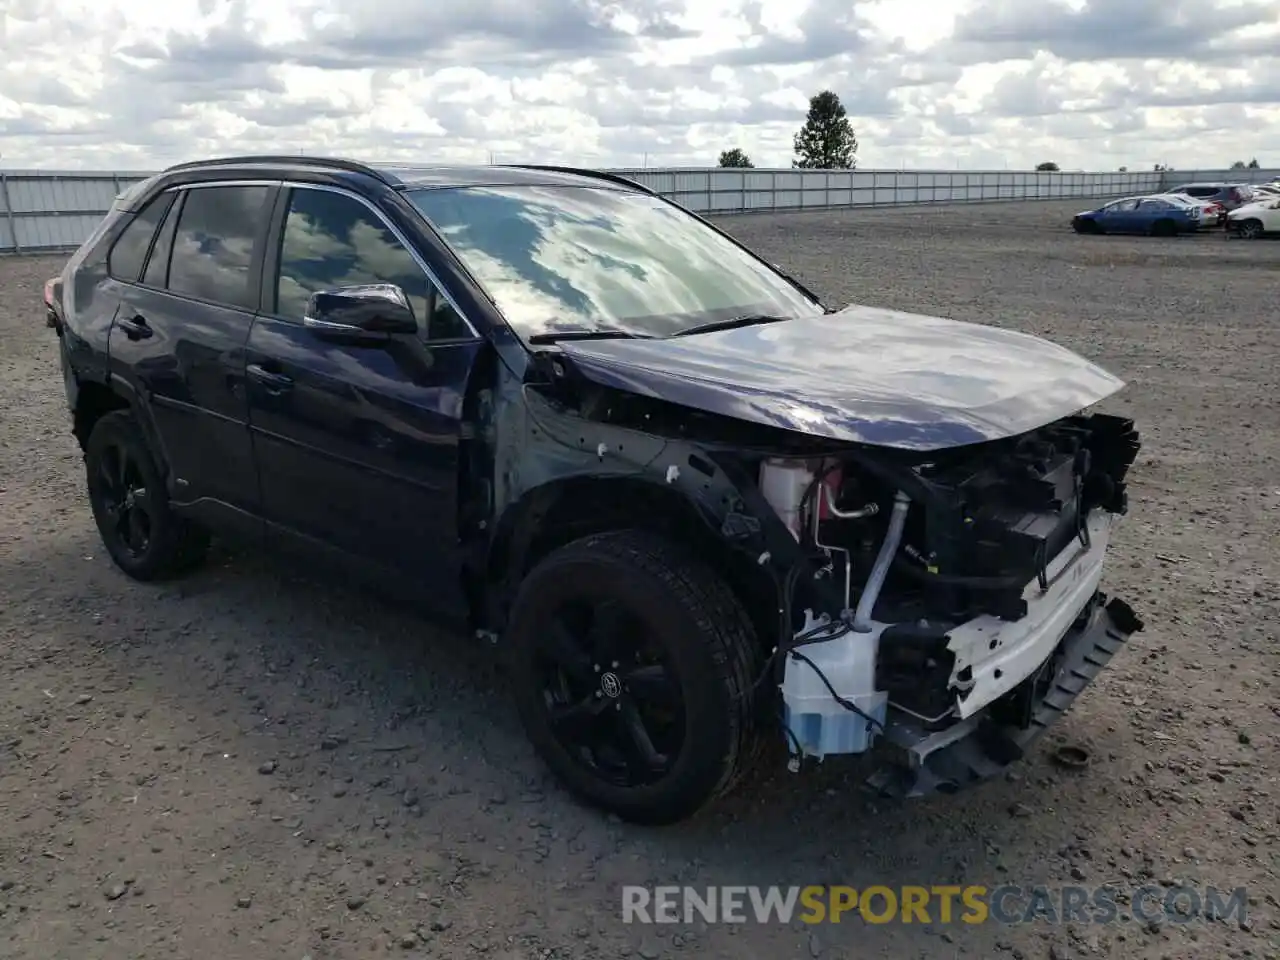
[[865, 593, 1143, 798]]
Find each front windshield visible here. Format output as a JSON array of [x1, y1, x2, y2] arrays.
[[405, 184, 823, 340]]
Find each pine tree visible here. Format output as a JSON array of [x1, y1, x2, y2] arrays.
[[792, 91, 857, 169]]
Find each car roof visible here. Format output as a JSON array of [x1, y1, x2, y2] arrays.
[[113, 155, 655, 215], [1102, 195, 1176, 206], [158, 155, 648, 192], [369, 163, 630, 190]]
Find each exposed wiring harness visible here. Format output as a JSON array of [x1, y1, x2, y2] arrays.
[[746, 459, 899, 769]]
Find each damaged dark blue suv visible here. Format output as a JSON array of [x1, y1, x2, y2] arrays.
[[46, 156, 1143, 824]]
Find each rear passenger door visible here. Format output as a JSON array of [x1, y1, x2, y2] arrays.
[[1135, 198, 1169, 229], [244, 183, 484, 611], [108, 182, 277, 537]]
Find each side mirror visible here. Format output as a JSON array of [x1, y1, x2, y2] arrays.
[[303, 284, 418, 340]]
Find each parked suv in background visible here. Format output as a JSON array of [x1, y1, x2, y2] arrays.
[[45, 155, 1144, 824], [1166, 182, 1253, 210]]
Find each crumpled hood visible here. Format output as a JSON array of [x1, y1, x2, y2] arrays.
[[556, 304, 1125, 451]]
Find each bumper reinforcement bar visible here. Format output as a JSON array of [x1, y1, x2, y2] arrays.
[[865, 594, 1143, 799]]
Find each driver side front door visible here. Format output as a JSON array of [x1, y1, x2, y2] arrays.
[[244, 183, 485, 617]]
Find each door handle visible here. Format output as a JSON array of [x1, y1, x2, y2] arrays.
[[117, 314, 152, 340], [246, 363, 294, 392]]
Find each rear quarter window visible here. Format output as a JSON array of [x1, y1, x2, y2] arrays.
[[107, 193, 175, 283]]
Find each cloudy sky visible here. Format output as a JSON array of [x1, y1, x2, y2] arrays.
[[1, 0, 1278, 172]]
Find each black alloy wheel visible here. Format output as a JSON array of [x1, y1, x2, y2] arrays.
[[93, 439, 153, 560], [506, 530, 760, 825], [535, 597, 683, 788], [85, 410, 209, 580]]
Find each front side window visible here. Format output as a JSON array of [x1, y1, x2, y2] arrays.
[[405, 184, 823, 341], [107, 192, 174, 282], [166, 185, 270, 310], [273, 188, 470, 340]]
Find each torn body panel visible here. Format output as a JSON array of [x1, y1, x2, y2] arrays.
[[476, 359, 830, 632]]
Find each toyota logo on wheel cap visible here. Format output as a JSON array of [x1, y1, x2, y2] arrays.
[[600, 672, 622, 698]]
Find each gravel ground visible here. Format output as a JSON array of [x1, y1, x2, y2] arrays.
[[1, 199, 1277, 960]]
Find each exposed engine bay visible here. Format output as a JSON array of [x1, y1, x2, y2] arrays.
[[747, 412, 1142, 768]]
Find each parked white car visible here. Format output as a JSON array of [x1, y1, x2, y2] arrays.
[[1226, 196, 1280, 239]]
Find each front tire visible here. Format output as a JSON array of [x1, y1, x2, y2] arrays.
[[1237, 219, 1264, 239], [84, 410, 210, 581], [505, 530, 761, 825]]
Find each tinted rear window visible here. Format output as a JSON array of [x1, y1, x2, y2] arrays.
[[166, 185, 271, 310]]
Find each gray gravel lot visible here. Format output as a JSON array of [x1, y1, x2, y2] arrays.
[[1, 199, 1277, 960]]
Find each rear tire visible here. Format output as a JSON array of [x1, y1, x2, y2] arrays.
[[505, 530, 761, 825], [84, 410, 210, 581], [1151, 219, 1177, 237]]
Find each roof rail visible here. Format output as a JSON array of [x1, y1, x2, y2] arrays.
[[499, 164, 654, 194], [162, 154, 395, 184]]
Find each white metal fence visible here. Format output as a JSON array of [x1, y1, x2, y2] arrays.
[[2, 165, 1277, 255]]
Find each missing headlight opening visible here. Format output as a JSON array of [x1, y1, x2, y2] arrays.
[[753, 412, 1141, 790]]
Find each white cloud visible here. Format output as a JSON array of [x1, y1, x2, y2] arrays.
[[0, 0, 1277, 172]]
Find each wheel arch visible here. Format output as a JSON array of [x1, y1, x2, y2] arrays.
[[72, 378, 131, 451], [73, 376, 174, 488], [483, 474, 778, 650]]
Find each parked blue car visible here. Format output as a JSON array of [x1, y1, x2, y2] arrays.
[[1071, 196, 1202, 236]]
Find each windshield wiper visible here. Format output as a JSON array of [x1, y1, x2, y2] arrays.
[[671, 314, 790, 338], [527, 328, 651, 345]]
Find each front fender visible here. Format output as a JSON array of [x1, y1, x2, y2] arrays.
[[480, 365, 839, 631]]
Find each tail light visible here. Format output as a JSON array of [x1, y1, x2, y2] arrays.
[[44, 277, 63, 332]]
